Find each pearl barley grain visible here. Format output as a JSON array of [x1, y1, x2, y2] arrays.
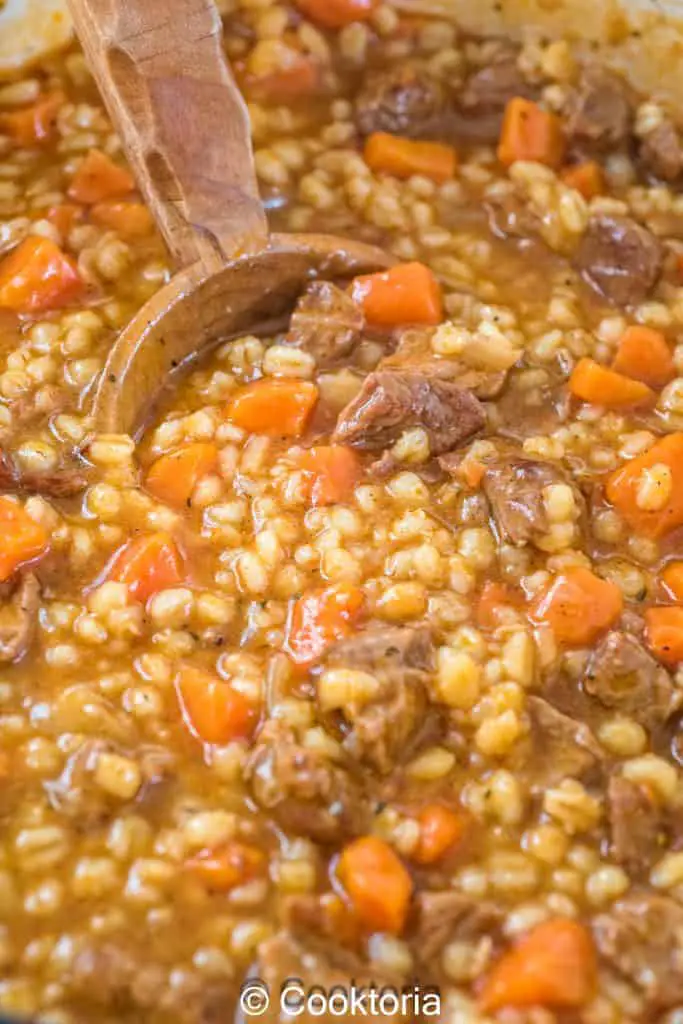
[[94, 754, 142, 800]]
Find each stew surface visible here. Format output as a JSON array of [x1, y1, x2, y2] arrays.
[[1, 2, 683, 1022]]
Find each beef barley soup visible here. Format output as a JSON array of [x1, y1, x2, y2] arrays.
[[2, 0, 683, 1021]]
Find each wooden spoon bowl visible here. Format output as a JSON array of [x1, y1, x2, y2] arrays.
[[94, 236, 392, 435], [67, 0, 393, 436]]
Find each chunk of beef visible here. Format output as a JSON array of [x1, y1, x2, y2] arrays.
[[575, 214, 663, 307], [45, 739, 175, 825], [20, 466, 89, 498], [431, 468, 491, 526], [0, 572, 39, 663], [640, 119, 683, 182], [323, 626, 434, 774], [485, 191, 542, 243], [286, 281, 364, 368], [437, 450, 475, 478], [244, 721, 369, 843], [355, 64, 447, 139], [520, 696, 603, 787], [607, 774, 666, 874], [483, 457, 582, 548], [593, 893, 683, 1011], [282, 893, 344, 940], [335, 671, 428, 775], [382, 333, 508, 399], [0, 447, 88, 498], [412, 891, 501, 967], [9, 384, 66, 426], [0, 451, 15, 490], [565, 67, 632, 152], [583, 631, 681, 729], [456, 367, 507, 400], [460, 55, 535, 116], [136, 745, 177, 804], [257, 897, 409, 1024], [366, 447, 425, 480], [327, 624, 434, 676], [333, 370, 485, 455]]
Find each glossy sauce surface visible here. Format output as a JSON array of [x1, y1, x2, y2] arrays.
[[1, 5, 683, 1023]]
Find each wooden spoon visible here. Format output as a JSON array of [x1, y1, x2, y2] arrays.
[[67, 0, 393, 436]]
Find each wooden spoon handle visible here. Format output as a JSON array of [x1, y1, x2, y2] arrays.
[[67, 0, 268, 271]]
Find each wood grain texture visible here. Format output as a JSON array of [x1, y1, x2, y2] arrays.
[[94, 234, 395, 437], [67, 0, 267, 270], [69, 0, 396, 436]]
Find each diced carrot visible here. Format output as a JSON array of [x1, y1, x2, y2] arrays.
[[605, 433, 683, 539], [106, 532, 185, 603], [560, 160, 605, 199], [612, 325, 675, 389], [529, 567, 623, 647], [244, 57, 320, 102], [46, 203, 82, 238], [479, 918, 596, 1012], [458, 457, 487, 489], [226, 379, 318, 437], [350, 262, 444, 327], [0, 237, 83, 314], [0, 92, 63, 146], [412, 805, 467, 866], [364, 132, 457, 184], [645, 606, 683, 666], [146, 443, 218, 509], [569, 358, 654, 408], [285, 584, 364, 668], [295, 0, 377, 28], [0, 497, 49, 582], [185, 840, 265, 891], [90, 200, 154, 239], [476, 581, 518, 630], [68, 149, 135, 205], [662, 561, 683, 602], [337, 836, 412, 935], [175, 664, 258, 745], [498, 97, 566, 169], [292, 445, 362, 506]]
